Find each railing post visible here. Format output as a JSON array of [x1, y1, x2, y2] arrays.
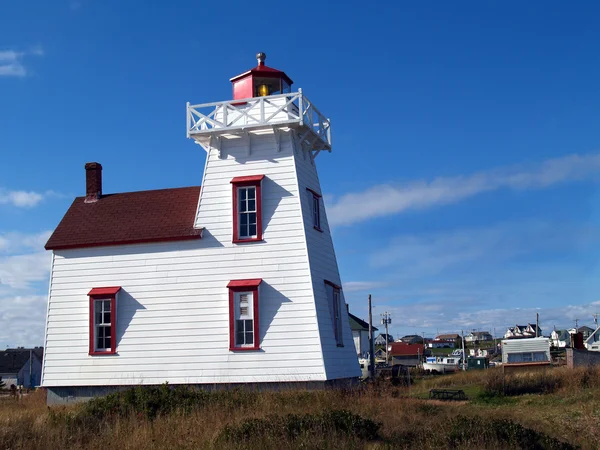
[[298, 89, 303, 126], [222, 103, 228, 127], [186, 102, 190, 138], [260, 97, 265, 123]]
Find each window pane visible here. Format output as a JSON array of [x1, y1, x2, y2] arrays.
[[104, 300, 111, 312], [105, 336, 111, 349], [240, 198, 247, 212], [95, 310, 102, 324], [104, 312, 111, 324], [240, 189, 247, 201], [241, 213, 248, 226], [249, 224, 257, 237], [247, 187, 255, 200], [249, 213, 256, 225], [245, 332, 254, 345], [248, 199, 256, 211]]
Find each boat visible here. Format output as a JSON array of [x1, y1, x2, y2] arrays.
[[423, 350, 463, 373]]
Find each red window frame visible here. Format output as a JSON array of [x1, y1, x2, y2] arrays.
[[88, 286, 120, 356], [231, 175, 264, 243], [325, 280, 344, 347], [228, 279, 262, 351], [307, 188, 322, 232]]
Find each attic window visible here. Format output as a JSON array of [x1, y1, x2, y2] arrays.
[[231, 175, 264, 243], [88, 287, 120, 356]]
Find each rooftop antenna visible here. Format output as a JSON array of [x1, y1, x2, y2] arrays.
[[593, 313, 599, 328]]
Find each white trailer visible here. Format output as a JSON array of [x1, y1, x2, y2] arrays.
[[501, 337, 551, 364]]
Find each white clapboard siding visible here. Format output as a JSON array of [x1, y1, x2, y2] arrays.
[[293, 135, 361, 380], [43, 129, 360, 388]]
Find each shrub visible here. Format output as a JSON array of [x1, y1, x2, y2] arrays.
[[219, 409, 381, 443], [79, 384, 258, 421], [448, 415, 577, 449]]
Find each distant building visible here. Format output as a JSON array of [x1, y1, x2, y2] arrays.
[[550, 329, 570, 348], [570, 326, 594, 341], [428, 339, 455, 349], [374, 334, 394, 346], [464, 331, 493, 343], [0, 348, 43, 388], [434, 334, 461, 348], [585, 327, 600, 351], [501, 337, 550, 366], [504, 324, 542, 339], [388, 343, 425, 367], [348, 313, 377, 357], [398, 334, 423, 345]]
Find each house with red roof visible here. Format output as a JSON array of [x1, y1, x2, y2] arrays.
[[388, 343, 426, 367], [41, 54, 360, 404]]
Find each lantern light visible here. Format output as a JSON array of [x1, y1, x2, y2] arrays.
[[257, 84, 269, 97]]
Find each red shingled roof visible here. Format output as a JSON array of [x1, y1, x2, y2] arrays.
[[45, 186, 202, 250], [388, 343, 425, 356]]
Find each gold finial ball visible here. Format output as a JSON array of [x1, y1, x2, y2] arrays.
[[256, 52, 266, 64]]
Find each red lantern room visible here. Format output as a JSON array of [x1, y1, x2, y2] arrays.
[[230, 52, 293, 100]]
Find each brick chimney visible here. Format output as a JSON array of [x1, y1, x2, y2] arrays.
[[85, 162, 102, 203]]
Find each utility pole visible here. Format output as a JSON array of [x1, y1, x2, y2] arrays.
[[381, 311, 392, 365], [536, 312, 539, 337], [593, 313, 599, 329], [368, 295, 374, 378], [575, 318, 579, 330], [461, 330, 466, 371]]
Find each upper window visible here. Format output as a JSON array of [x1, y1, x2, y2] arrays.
[[228, 279, 262, 351], [325, 281, 343, 346], [231, 175, 264, 243], [88, 286, 120, 355], [307, 188, 322, 231]]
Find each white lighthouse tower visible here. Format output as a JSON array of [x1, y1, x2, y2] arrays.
[[41, 54, 359, 404], [186, 53, 360, 383]]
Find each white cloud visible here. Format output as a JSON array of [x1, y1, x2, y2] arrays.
[[0, 47, 43, 78], [328, 153, 600, 227], [380, 301, 600, 338], [369, 220, 600, 271], [0, 294, 47, 347], [0, 231, 52, 347], [0, 189, 61, 208]]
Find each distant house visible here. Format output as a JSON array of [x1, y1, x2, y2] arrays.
[[504, 324, 542, 339], [570, 326, 594, 341], [0, 348, 43, 388], [348, 313, 377, 357], [585, 327, 600, 351], [398, 335, 423, 345], [388, 343, 425, 367], [434, 334, 461, 348], [374, 333, 394, 346], [428, 339, 455, 349], [551, 329, 570, 348], [465, 331, 493, 343]]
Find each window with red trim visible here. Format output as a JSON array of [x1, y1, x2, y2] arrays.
[[231, 175, 264, 243], [228, 279, 262, 351], [88, 287, 120, 355], [325, 281, 343, 346], [307, 188, 322, 231]]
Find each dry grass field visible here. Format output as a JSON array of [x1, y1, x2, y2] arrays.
[[1, 366, 598, 449]]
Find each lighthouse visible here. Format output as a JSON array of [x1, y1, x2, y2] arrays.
[[42, 54, 359, 404]]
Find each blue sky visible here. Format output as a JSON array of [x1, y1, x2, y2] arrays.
[[1, 1, 600, 347]]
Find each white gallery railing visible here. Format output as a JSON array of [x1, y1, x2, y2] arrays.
[[186, 90, 331, 149]]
